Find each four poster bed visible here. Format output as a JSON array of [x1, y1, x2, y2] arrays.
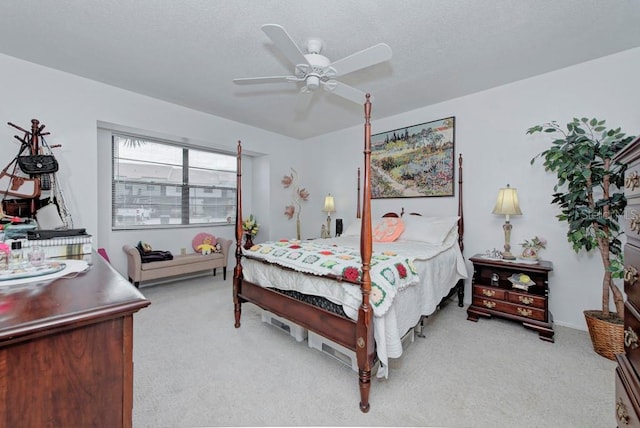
[[233, 95, 466, 412]]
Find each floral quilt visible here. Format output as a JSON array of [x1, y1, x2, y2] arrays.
[[243, 239, 419, 316]]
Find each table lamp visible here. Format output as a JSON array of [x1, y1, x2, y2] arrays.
[[492, 184, 522, 260], [323, 194, 335, 237]]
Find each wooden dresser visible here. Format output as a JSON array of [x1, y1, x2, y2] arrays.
[[614, 135, 640, 427], [0, 253, 150, 428]]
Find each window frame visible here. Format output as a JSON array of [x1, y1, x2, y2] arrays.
[[111, 132, 236, 231]]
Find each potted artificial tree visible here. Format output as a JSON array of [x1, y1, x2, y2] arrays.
[[528, 117, 635, 360]]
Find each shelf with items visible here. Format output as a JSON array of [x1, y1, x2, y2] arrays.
[[466, 254, 554, 342]]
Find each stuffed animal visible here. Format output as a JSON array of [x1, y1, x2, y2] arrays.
[[196, 236, 216, 255]]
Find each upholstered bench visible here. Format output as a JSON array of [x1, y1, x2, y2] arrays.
[[122, 237, 231, 287]]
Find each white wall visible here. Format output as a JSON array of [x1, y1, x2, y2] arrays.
[[303, 47, 640, 330], [0, 53, 304, 277]]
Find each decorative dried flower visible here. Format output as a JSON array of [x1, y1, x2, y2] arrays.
[[284, 205, 295, 219], [298, 188, 310, 201], [281, 175, 293, 188]]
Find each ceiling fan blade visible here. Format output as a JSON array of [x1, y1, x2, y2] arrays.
[[329, 43, 392, 77], [325, 81, 369, 105], [233, 76, 299, 85], [261, 24, 309, 67]]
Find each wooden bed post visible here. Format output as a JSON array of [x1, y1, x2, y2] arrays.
[[356, 94, 375, 413], [457, 153, 464, 253], [456, 153, 465, 307], [233, 141, 244, 328], [356, 168, 361, 219]]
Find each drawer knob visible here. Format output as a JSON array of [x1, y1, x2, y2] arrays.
[[617, 398, 630, 425], [626, 171, 639, 191], [482, 300, 496, 309], [625, 266, 638, 285], [625, 326, 639, 350], [482, 289, 496, 297], [518, 296, 534, 305], [517, 307, 533, 317]]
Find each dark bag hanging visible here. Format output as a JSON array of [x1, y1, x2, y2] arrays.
[[17, 154, 58, 175]]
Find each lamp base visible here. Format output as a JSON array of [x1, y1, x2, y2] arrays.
[[501, 251, 516, 260]]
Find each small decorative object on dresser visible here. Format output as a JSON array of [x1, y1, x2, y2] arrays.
[[467, 254, 554, 342], [519, 235, 546, 261]]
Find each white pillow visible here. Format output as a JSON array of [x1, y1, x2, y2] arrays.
[[399, 215, 460, 244], [342, 218, 362, 236]]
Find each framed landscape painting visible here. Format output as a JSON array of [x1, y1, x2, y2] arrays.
[[371, 116, 455, 198]]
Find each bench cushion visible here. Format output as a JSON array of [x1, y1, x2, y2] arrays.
[[140, 253, 224, 271]]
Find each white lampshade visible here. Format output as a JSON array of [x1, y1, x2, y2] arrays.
[[492, 184, 522, 217], [323, 194, 335, 213]]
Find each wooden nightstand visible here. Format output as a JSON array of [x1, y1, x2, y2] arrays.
[[466, 254, 554, 342]]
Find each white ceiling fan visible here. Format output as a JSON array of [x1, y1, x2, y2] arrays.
[[233, 24, 392, 108]]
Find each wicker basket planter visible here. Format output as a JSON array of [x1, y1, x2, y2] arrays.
[[584, 310, 624, 360]]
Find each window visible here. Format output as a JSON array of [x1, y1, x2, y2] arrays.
[[112, 134, 236, 229]]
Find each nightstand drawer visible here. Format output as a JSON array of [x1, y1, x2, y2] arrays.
[[506, 290, 546, 309], [471, 296, 546, 321], [472, 284, 505, 300]]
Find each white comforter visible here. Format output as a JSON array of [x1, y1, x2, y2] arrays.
[[241, 231, 468, 377]]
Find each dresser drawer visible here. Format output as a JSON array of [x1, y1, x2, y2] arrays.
[[506, 290, 546, 309], [616, 366, 640, 427], [472, 284, 506, 300], [624, 302, 640, 375], [616, 354, 640, 427], [625, 163, 640, 199], [625, 244, 640, 306], [624, 202, 640, 247], [471, 296, 546, 321]]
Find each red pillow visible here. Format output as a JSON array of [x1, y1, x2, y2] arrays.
[[373, 218, 405, 242]]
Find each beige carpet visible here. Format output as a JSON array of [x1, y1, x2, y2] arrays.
[[132, 275, 616, 427]]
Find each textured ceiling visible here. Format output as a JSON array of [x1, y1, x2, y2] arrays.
[[1, 0, 639, 139]]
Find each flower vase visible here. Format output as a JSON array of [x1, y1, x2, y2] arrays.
[[521, 247, 539, 260], [244, 234, 254, 250], [296, 217, 301, 240]]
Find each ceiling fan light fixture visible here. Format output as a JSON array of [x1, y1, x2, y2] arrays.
[[305, 74, 320, 90]]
